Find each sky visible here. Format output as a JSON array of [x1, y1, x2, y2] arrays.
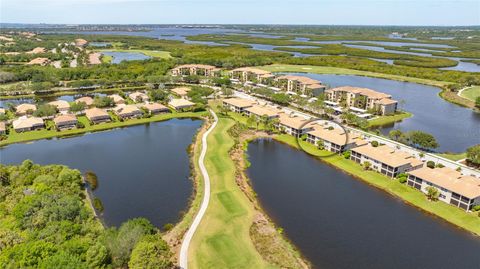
[[0, 0, 479, 26]]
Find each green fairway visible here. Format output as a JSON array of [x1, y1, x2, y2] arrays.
[[99, 48, 172, 59], [1, 111, 206, 146], [259, 64, 452, 87], [460, 86, 480, 101], [188, 116, 271, 269]]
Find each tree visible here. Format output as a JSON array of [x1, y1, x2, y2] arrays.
[[406, 131, 439, 150], [222, 87, 233, 97], [149, 89, 169, 102], [371, 140, 379, 147], [397, 173, 407, 183], [389, 129, 403, 141], [426, 161, 435, 169], [33, 104, 57, 117], [128, 234, 173, 269], [86, 243, 108, 269], [93, 96, 114, 108], [343, 150, 351, 159], [363, 161, 371, 170], [217, 105, 229, 116], [246, 115, 256, 129], [466, 144, 480, 165], [475, 97, 480, 109], [317, 140, 324, 150], [85, 171, 98, 190], [69, 101, 86, 113], [426, 186, 439, 201], [271, 93, 290, 105]]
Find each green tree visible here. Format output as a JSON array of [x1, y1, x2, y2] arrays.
[[93, 96, 115, 108], [317, 140, 325, 150], [426, 186, 440, 201], [33, 104, 57, 117], [407, 130, 439, 150], [475, 97, 480, 109], [246, 115, 256, 129], [388, 129, 403, 141], [86, 243, 108, 269], [363, 161, 372, 170], [38, 251, 87, 269], [149, 89, 169, 102], [69, 101, 86, 113], [466, 144, 480, 165], [128, 234, 173, 269]]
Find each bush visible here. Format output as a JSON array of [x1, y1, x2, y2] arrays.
[[76, 121, 85, 129], [435, 163, 445, 168], [93, 198, 104, 212], [343, 150, 351, 159], [397, 173, 407, 183], [472, 205, 480, 212], [85, 171, 98, 190], [162, 223, 174, 231], [371, 140, 379, 147], [426, 161, 435, 169]]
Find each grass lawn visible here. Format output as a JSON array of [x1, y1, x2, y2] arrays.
[[437, 152, 467, 162], [0, 111, 207, 147], [368, 111, 412, 127], [460, 86, 480, 102], [274, 134, 480, 236], [101, 54, 113, 63], [259, 64, 452, 88], [188, 115, 271, 269], [99, 48, 172, 59]]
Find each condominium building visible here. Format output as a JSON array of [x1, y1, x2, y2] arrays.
[[407, 167, 480, 211], [350, 144, 423, 178], [85, 108, 111, 124], [48, 100, 70, 113], [325, 86, 398, 115], [244, 104, 282, 120], [114, 104, 143, 119], [277, 113, 313, 137], [53, 114, 78, 130], [222, 98, 256, 113], [15, 103, 36, 116], [230, 67, 274, 84], [307, 124, 367, 153], [275, 75, 326, 96], [12, 116, 44, 132], [171, 64, 221, 77]]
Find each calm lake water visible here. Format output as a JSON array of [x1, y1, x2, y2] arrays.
[[102, 51, 151, 64], [282, 72, 480, 152], [247, 139, 480, 269], [0, 119, 202, 227]]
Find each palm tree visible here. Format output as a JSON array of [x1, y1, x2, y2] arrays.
[[363, 161, 371, 170], [246, 115, 255, 129]]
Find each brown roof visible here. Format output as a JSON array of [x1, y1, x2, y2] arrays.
[[27, 57, 50, 65], [75, 39, 88, 47], [409, 167, 480, 199], [13, 116, 43, 129], [114, 104, 141, 116], [173, 64, 219, 70], [168, 98, 195, 108], [85, 108, 109, 119], [171, 87, 191, 96], [16, 103, 36, 114], [109, 94, 125, 103], [377, 98, 398, 105], [53, 114, 77, 125], [129, 92, 149, 101], [75, 96, 94, 106], [352, 144, 421, 168], [222, 98, 256, 108], [88, 52, 102, 65], [0, 122, 6, 132], [142, 102, 168, 112], [276, 75, 322, 85], [245, 105, 282, 118], [330, 86, 391, 99], [307, 124, 359, 146], [48, 100, 70, 110], [278, 114, 309, 129]]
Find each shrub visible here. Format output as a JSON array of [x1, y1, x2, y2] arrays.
[[93, 198, 104, 212], [426, 161, 435, 169], [343, 150, 351, 159], [85, 171, 98, 190], [472, 205, 480, 212], [436, 163, 445, 168], [371, 140, 379, 147], [76, 121, 85, 129], [397, 173, 407, 184], [162, 223, 174, 231]]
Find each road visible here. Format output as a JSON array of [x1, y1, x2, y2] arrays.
[[179, 109, 218, 269]]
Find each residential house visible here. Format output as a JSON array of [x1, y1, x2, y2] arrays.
[[75, 96, 94, 107], [222, 98, 256, 113], [53, 114, 78, 130], [15, 103, 36, 116], [27, 58, 51, 66], [109, 94, 126, 105], [307, 123, 367, 153], [0, 122, 6, 135], [12, 116, 44, 132], [325, 86, 398, 115], [171, 64, 221, 77], [85, 108, 111, 124], [142, 103, 169, 114], [350, 144, 423, 178], [114, 104, 143, 119], [129, 92, 149, 103], [48, 100, 70, 113], [168, 99, 195, 110], [230, 67, 274, 84], [407, 167, 480, 211], [275, 75, 326, 96], [170, 87, 191, 98]]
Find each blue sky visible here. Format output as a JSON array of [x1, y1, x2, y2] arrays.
[[1, 0, 478, 25]]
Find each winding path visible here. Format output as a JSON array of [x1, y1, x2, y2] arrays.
[[179, 109, 218, 269]]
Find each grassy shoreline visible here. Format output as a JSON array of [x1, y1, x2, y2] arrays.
[[0, 111, 208, 147], [368, 111, 412, 127]]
